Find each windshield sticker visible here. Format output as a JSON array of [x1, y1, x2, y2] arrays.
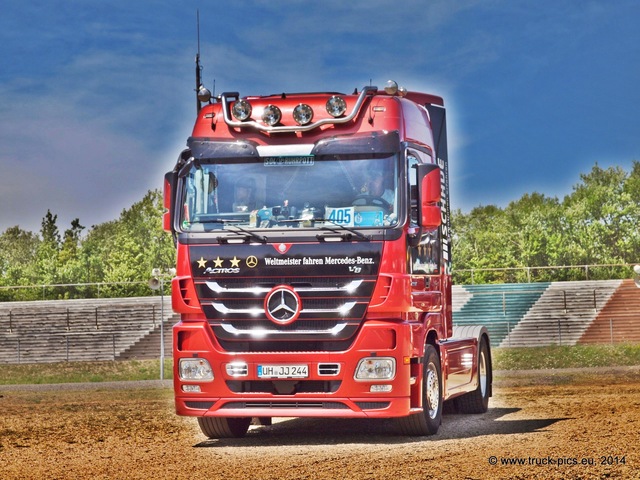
[[263, 156, 314, 166], [325, 206, 355, 227]]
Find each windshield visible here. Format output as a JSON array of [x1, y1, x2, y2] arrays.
[[179, 154, 399, 232]]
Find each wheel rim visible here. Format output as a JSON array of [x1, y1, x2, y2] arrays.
[[425, 362, 440, 419], [479, 350, 487, 397]]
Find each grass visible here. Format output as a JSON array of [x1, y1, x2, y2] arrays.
[[0, 359, 173, 385], [0, 344, 639, 385], [492, 343, 640, 370]]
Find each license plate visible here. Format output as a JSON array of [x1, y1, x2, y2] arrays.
[[257, 364, 309, 379]]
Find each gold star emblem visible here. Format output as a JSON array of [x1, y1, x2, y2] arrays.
[[213, 256, 224, 267], [230, 256, 241, 267], [197, 257, 207, 269]]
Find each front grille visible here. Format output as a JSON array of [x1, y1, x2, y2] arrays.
[[199, 275, 376, 352], [355, 402, 390, 410], [318, 363, 341, 376], [226, 380, 340, 394], [189, 242, 383, 353], [185, 401, 215, 410], [216, 338, 355, 352]]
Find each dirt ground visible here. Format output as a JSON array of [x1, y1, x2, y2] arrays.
[[1, 368, 639, 480]]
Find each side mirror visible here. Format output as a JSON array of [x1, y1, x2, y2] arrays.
[[416, 163, 442, 229], [163, 171, 177, 232]]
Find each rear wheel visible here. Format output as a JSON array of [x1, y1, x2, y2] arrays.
[[397, 344, 442, 436], [454, 336, 491, 414], [198, 417, 252, 438]]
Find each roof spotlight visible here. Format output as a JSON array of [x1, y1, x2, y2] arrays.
[[326, 95, 347, 118], [262, 105, 282, 126], [384, 80, 399, 95], [197, 85, 212, 103], [293, 103, 314, 125], [232, 99, 252, 121]]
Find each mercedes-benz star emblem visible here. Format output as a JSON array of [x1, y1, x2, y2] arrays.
[[264, 286, 301, 325], [246, 256, 258, 268]]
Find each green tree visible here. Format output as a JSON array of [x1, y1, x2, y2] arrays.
[[36, 210, 61, 289], [0, 226, 40, 300], [57, 218, 87, 297], [100, 190, 175, 297], [561, 163, 637, 278], [452, 205, 518, 283], [504, 193, 563, 281]]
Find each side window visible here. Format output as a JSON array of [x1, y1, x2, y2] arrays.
[[407, 147, 440, 275], [407, 148, 431, 222]]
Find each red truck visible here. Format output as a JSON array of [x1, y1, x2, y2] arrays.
[[164, 75, 492, 438]]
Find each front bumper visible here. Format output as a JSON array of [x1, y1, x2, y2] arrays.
[[173, 318, 422, 418]]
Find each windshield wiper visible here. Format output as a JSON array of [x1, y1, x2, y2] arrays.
[[317, 219, 370, 242], [220, 224, 267, 244], [190, 217, 266, 243]]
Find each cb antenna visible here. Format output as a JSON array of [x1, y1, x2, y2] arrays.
[[195, 10, 211, 113]]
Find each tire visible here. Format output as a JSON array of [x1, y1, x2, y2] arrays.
[[397, 344, 443, 436], [454, 336, 491, 414], [197, 416, 252, 438]]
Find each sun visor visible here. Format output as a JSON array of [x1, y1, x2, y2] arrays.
[[187, 137, 260, 159], [311, 131, 400, 157]]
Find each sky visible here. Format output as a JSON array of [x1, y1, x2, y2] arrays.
[[1, 0, 639, 234]]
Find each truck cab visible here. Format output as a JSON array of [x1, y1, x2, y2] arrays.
[[164, 80, 491, 438]]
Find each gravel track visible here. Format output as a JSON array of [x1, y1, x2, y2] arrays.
[[1, 368, 639, 479]]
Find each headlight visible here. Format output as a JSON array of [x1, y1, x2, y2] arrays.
[[354, 357, 396, 380], [262, 104, 282, 126], [293, 103, 314, 125], [179, 358, 214, 381], [232, 99, 252, 121], [326, 95, 347, 117]]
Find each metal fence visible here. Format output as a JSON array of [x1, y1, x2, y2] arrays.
[[453, 263, 639, 284], [459, 315, 639, 348], [0, 280, 151, 302]]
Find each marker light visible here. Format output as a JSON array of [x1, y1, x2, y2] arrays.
[[232, 99, 252, 121], [293, 103, 314, 125], [182, 384, 201, 393], [326, 95, 347, 117], [262, 105, 282, 126]]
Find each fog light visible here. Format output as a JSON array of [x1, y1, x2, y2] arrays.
[[226, 362, 248, 377], [179, 358, 214, 381], [232, 99, 252, 121], [370, 385, 393, 393], [326, 95, 347, 117], [262, 104, 282, 126], [182, 384, 202, 393], [293, 103, 314, 125], [355, 357, 396, 380]]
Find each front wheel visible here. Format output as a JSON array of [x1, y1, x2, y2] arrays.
[[397, 344, 443, 436], [198, 416, 251, 439]]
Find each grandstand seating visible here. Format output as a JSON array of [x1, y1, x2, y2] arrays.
[[0, 297, 177, 364], [1, 279, 639, 364], [500, 280, 621, 347], [580, 279, 640, 344], [452, 283, 550, 346]]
